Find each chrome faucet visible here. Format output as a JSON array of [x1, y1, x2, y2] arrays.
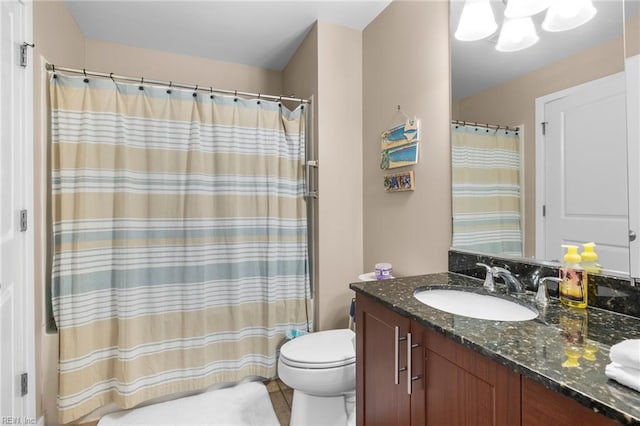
[[536, 276, 562, 307], [490, 266, 526, 295], [476, 263, 495, 292]]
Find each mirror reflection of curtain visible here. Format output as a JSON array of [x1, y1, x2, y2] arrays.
[[451, 124, 523, 256]]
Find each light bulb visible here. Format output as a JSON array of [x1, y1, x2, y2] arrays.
[[455, 0, 497, 42], [542, 0, 597, 32], [496, 17, 540, 52]]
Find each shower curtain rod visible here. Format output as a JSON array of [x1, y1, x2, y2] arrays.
[[45, 63, 311, 105], [452, 119, 519, 132]]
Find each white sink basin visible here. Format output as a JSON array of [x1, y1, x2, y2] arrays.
[[414, 288, 538, 321]]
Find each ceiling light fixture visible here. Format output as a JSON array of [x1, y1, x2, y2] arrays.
[[454, 0, 497, 42], [542, 0, 597, 32], [496, 16, 540, 52], [455, 0, 598, 52], [504, 0, 551, 19]]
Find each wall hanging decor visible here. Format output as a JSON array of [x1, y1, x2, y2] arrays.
[[384, 170, 415, 192], [380, 115, 420, 170]]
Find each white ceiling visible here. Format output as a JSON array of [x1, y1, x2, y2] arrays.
[[451, 0, 634, 100], [64, 0, 393, 71]]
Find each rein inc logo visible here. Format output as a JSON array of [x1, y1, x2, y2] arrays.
[[1, 418, 36, 425]]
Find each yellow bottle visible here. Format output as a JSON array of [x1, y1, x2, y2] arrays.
[[580, 242, 602, 274], [559, 245, 587, 308]]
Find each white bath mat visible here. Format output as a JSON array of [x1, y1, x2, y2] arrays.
[[97, 381, 280, 426]]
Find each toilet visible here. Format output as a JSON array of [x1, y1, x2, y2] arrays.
[[277, 328, 356, 426]]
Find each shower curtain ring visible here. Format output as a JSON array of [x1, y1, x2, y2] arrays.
[[193, 85, 198, 97], [167, 81, 172, 94], [139, 77, 144, 91], [257, 93, 261, 104], [83, 69, 89, 83], [109, 72, 115, 83]]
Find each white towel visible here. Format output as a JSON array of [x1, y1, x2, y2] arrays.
[[605, 362, 640, 393], [609, 339, 640, 369]]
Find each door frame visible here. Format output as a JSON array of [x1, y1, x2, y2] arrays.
[[626, 55, 640, 278], [1, 0, 36, 421]]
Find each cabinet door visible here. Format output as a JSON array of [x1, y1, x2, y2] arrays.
[[423, 328, 521, 426], [522, 377, 617, 426], [356, 294, 411, 426]]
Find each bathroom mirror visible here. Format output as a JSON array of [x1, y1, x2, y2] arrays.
[[450, 0, 637, 276]]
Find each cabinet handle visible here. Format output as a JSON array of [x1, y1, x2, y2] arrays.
[[395, 327, 408, 385], [407, 333, 422, 395], [394, 326, 400, 385], [407, 332, 412, 394]]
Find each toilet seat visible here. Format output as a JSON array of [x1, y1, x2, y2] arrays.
[[279, 329, 355, 369]]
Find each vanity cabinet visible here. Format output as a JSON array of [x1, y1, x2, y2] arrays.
[[356, 294, 519, 426], [521, 377, 617, 426], [423, 326, 521, 425], [355, 293, 413, 425]]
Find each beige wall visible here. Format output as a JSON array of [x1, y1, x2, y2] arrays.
[[455, 37, 625, 257], [84, 39, 283, 95], [315, 22, 363, 330], [628, 14, 640, 57], [362, 0, 451, 277], [285, 22, 364, 331]]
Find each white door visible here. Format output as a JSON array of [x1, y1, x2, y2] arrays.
[[537, 73, 629, 273], [1, 0, 35, 422]]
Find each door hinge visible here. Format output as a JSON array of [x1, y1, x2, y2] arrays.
[[20, 209, 27, 232], [542, 205, 546, 217], [20, 373, 28, 396], [541, 121, 548, 135], [20, 42, 35, 68]]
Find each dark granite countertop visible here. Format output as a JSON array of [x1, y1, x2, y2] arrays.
[[350, 272, 640, 425]]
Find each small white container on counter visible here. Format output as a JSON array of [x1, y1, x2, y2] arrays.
[[374, 263, 393, 280]]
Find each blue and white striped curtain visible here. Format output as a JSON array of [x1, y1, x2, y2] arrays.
[[451, 124, 523, 256], [50, 73, 310, 423]]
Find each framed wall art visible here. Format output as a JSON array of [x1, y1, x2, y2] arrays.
[[384, 171, 415, 192], [380, 117, 420, 170]]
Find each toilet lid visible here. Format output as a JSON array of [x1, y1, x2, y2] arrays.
[[279, 329, 356, 369]]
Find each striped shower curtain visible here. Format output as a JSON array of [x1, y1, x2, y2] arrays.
[[451, 124, 523, 256], [50, 73, 310, 423]]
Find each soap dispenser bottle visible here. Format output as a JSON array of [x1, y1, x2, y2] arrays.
[[559, 245, 587, 308], [580, 242, 602, 274]]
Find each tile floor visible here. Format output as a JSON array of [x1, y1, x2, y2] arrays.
[[265, 379, 293, 426]]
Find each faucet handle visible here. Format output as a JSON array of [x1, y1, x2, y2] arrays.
[[537, 277, 562, 307], [476, 263, 495, 292]]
